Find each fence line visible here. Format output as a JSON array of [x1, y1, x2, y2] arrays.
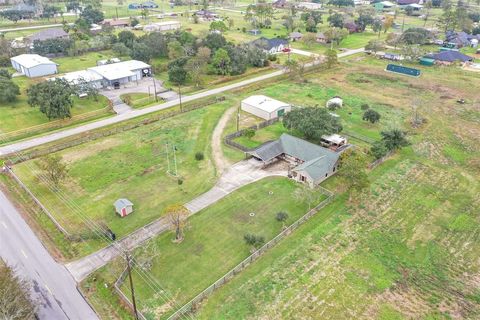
[[224, 118, 279, 152], [368, 150, 394, 169], [114, 266, 148, 320], [342, 131, 376, 144], [167, 192, 335, 320], [3, 166, 71, 237]]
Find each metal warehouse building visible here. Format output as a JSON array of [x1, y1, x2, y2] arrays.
[[10, 54, 58, 78], [241, 95, 291, 120], [87, 60, 152, 88]]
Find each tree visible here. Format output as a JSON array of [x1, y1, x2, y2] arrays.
[[400, 27, 432, 45], [372, 19, 383, 37], [0, 69, 11, 79], [325, 49, 338, 68], [38, 155, 68, 189], [0, 78, 20, 103], [383, 16, 394, 33], [212, 48, 231, 75], [131, 42, 152, 62], [437, 8, 457, 32], [365, 39, 385, 54], [75, 77, 99, 101], [118, 30, 137, 48], [27, 79, 75, 120], [370, 141, 388, 159], [244, 0, 274, 28], [33, 38, 73, 55], [165, 204, 189, 242], [285, 59, 305, 82], [338, 149, 369, 197], [401, 44, 424, 61], [327, 13, 344, 28], [80, 5, 104, 24], [0, 260, 36, 319], [301, 11, 323, 32], [356, 13, 374, 32], [302, 32, 317, 48], [42, 5, 61, 21], [196, 46, 212, 64], [203, 33, 227, 51], [362, 109, 381, 123], [186, 56, 207, 87], [283, 108, 343, 142], [0, 10, 27, 23], [168, 40, 185, 59], [112, 42, 132, 56], [328, 0, 354, 6], [210, 20, 228, 32], [324, 27, 349, 47], [66, 0, 81, 14], [243, 233, 265, 249], [380, 129, 408, 151], [276, 211, 289, 224], [141, 8, 149, 20]]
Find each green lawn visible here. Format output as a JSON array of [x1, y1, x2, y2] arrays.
[[13, 103, 229, 256], [122, 177, 326, 319], [53, 50, 122, 73]]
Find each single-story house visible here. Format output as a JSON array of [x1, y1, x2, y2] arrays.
[[445, 31, 480, 48], [241, 95, 291, 120], [425, 51, 474, 65], [289, 32, 303, 41], [296, 2, 322, 10], [249, 37, 289, 54], [316, 32, 328, 44], [273, 0, 288, 8], [381, 52, 404, 60], [397, 0, 421, 5], [143, 20, 181, 32], [114, 198, 134, 217], [10, 54, 58, 78], [195, 9, 218, 19], [248, 134, 343, 187], [87, 60, 152, 88], [103, 19, 130, 28], [320, 134, 348, 151], [27, 28, 69, 43]]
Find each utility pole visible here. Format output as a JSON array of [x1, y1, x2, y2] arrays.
[[116, 7, 119, 20], [173, 145, 178, 177], [151, 71, 158, 102], [236, 107, 240, 132], [125, 252, 139, 320], [178, 85, 183, 112], [165, 142, 171, 174]]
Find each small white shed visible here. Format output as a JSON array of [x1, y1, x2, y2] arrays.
[[326, 97, 343, 109], [241, 95, 291, 120], [114, 198, 134, 217]]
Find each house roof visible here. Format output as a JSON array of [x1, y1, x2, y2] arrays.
[[250, 37, 288, 50], [10, 54, 57, 68], [397, 0, 419, 5], [114, 198, 133, 211], [427, 51, 474, 62], [28, 28, 68, 42], [289, 32, 303, 38], [56, 70, 103, 85], [88, 60, 150, 81], [248, 134, 340, 182], [321, 134, 346, 145], [242, 95, 290, 113], [104, 19, 130, 26]]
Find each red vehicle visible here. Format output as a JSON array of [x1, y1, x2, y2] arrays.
[[282, 47, 291, 53]]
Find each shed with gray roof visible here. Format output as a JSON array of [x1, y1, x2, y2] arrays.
[[114, 198, 134, 217], [248, 134, 343, 187]]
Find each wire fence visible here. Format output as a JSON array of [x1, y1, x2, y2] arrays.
[[166, 190, 335, 320]]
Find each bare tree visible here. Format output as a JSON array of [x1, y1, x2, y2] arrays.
[[0, 260, 36, 320], [37, 155, 68, 190], [165, 204, 189, 242]]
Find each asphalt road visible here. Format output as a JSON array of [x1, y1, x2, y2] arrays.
[[0, 47, 364, 157], [0, 190, 99, 320]]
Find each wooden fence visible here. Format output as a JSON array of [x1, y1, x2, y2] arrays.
[[224, 118, 279, 152], [167, 189, 335, 320]]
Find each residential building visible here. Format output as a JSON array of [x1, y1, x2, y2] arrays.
[[27, 28, 69, 43], [425, 51, 474, 65], [103, 19, 130, 28], [273, 0, 288, 8], [249, 37, 289, 54], [289, 32, 303, 41], [296, 2, 322, 10], [247, 134, 344, 187], [10, 54, 58, 78], [316, 32, 328, 44], [144, 21, 181, 32], [241, 95, 291, 120]]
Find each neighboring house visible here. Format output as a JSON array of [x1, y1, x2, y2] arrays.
[[103, 19, 130, 28], [380, 52, 404, 60], [241, 95, 291, 120], [87, 60, 152, 88], [354, 0, 371, 5], [344, 22, 359, 33], [143, 20, 181, 32], [27, 28, 69, 43], [289, 32, 303, 41], [397, 0, 420, 5], [250, 37, 289, 54], [195, 9, 218, 19], [407, 3, 423, 10], [445, 31, 480, 48], [10, 54, 58, 78], [273, 0, 288, 8], [114, 199, 134, 217], [247, 134, 343, 188], [425, 51, 474, 65], [128, 1, 158, 9], [316, 32, 328, 44], [296, 2, 322, 10]]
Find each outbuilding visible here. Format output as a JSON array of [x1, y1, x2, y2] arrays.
[[241, 95, 291, 120], [144, 20, 181, 32], [289, 32, 303, 41], [10, 54, 58, 78], [114, 198, 134, 217], [87, 60, 152, 88], [326, 97, 343, 109]]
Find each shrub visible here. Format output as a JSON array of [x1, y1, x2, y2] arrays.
[[370, 141, 388, 159], [361, 103, 370, 110], [122, 94, 132, 105], [177, 178, 183, 185], [195, 151, 204, 161], [243, 233, 265, 248], [243, 128, 256, 139], [276, 211, 289, 222], [362, 109, 381, 123]]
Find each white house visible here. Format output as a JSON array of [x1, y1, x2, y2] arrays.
[[10, 54, 58, 78], [241, 95, 291, 120], [144, 20, 181, 32], [87, 60, 152, 88]]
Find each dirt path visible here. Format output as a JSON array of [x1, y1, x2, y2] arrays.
[[211, 106, 236, 175]]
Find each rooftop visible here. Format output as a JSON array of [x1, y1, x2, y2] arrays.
[[250, 37, 288, 50], [56, 70, 103, 85], [10, 54, 57, 68], [88, 60, 150, 81], [426, 51, 474, 62], [114, 198, 133, 211], [28, 28, 68, 42], [242, 95, 290, 113]]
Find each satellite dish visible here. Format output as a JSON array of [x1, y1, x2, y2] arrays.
[[143, 68, 150, 74]]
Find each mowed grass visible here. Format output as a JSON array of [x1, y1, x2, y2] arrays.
[[195, 56, 480, 319], [121, 177, 326, 319], [13, 103, 229, 256], [0, 76, 109, 136]]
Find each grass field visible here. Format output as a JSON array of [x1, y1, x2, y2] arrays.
[[13, 103, 230, 256]]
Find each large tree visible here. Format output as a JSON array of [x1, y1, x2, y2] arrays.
[[244, 0, 274, 28], [212, 48, 231, 75], [0, 77, 20, 103], [0, 260, 36, 319], [27, 79, 75, 120], [166, 204, 189, 242], [38, 155, 68, 190], [283, 107, 343, 142], [338, 149, 370, 198], [79, 5, 104, 24], [381, 129, 409, 151], [327, 13, 345, 28]]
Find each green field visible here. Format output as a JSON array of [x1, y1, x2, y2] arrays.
[[13, 103, 229, 256]]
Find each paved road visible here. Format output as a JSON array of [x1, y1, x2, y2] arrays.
[[0, 48, 363, 157], [0, 190, 99, 320]]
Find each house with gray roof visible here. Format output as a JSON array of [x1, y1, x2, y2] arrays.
[[425, 51, 474, 65], [247, 134, 344, 187], [249, 37, 289, 54], [27, 28, 69, 43]]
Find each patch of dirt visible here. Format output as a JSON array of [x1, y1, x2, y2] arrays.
[[211, 107, 236, 175], [62, 138, 121, 163]]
